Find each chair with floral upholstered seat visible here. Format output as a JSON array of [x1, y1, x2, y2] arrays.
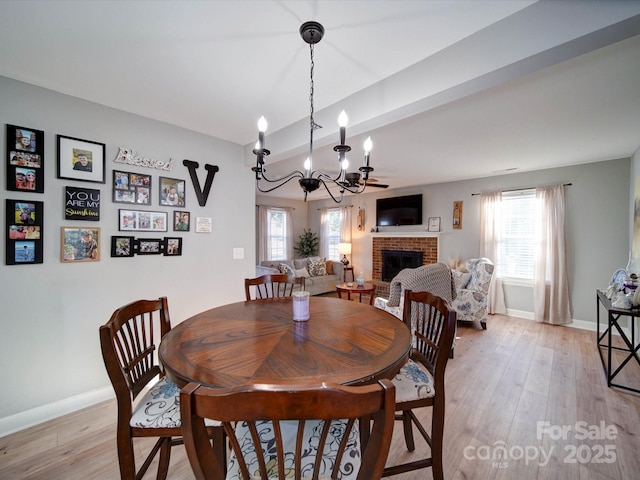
[[383, 290, 456, 479], [181, 380, 396, 480], [100, 296, 224, 480]]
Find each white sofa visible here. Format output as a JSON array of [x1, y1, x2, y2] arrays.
[[257, 257, 344, 296]]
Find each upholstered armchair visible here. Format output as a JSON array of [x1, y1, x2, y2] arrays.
[[451, 258, 495, 329]]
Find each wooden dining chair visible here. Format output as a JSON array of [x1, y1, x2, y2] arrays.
[[99, 297, 224, 480], [181, 380, 396, 480], [382, 290, 456, 479], [244, 273, 305, 300]]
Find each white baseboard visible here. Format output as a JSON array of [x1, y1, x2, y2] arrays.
[[0, 386, 114, 438], [504, 309, 629, 336]]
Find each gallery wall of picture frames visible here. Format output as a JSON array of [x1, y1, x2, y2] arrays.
[[111, 236, 182, 257], [4, 122, 209, 265]]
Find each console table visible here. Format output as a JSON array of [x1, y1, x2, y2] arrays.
[[596, 290, 640, 394]]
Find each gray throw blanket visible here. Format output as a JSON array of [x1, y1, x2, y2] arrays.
[[387, 262, 456, 307]]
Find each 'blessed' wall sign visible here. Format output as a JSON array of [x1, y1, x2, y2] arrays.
[[114, 147, 174, 171]]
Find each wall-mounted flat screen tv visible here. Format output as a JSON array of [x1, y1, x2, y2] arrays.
[[376, 194, 423, 226]]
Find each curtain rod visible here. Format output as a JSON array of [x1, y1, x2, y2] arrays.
[[471, 183, 572, 196], [255, 204, 296, 210], [317, 205, 354, 210]]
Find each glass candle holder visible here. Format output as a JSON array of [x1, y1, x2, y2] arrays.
[[292, 291, 310, 321]]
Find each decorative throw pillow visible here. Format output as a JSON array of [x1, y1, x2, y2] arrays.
[[293, 259, 308, 270], [452, 269, 472, 291], [307, 259, 326, 277], [325, 260, 334, 275], [294, 268, 310, 278], [278, 263, 293, 275]]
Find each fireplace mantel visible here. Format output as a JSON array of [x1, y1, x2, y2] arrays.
[[371, 232, 439, 238]]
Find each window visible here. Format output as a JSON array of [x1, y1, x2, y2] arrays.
[[323, 208, 342, 261], [265, 207, 290, 261], [499, 189, 536, 281]]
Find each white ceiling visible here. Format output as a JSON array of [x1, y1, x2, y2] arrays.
[[1, 1, 640, 200]]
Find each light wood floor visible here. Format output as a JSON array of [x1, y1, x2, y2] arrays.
[[1, 314, 639, 479]]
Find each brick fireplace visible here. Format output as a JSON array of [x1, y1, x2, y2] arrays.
[[372, 235, 438, 296]]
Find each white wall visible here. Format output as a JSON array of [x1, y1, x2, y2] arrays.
[[0, 77, 256, 434], [305, 159, 631, 324]]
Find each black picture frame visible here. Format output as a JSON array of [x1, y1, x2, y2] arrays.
[[111, 236, 135, 257], [65, 186, 101, 221], [6, 124, 45, 193], [159, 176, 186, 207], [173, 210, 190, 231], [137, 238, 163, 255], [113, 170, 152, 205], [57, 134, 106, 183], [6, 199, 44, 265], [164, 237, 183, 256]]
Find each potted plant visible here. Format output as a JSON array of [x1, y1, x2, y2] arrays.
[[294, 228, 319, 257]]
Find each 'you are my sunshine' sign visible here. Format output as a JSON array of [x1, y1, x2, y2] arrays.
[[65, 186, 100, 221]]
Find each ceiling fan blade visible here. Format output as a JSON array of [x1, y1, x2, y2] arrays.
[[367, 183, 389, 188]]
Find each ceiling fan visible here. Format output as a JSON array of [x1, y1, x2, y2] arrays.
[[344, 172, 389, 189]]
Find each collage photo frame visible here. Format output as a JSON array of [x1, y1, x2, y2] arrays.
[[110, 236, 182, 257], [113, 170, 152, 205], [5, 199, 44, 265], [6, 124, 45, 193]]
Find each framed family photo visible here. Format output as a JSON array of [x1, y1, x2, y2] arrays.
[[119, 209, 168, 232], [6, 124, 45, 193], [113, 170, 151, 205], [61, 226, 100, 262], [137, 238, 163, 255], [159, 177, 185, 207], [111, 235, 135, 257], [173, 210, 190, 231], [164, 237, 182, 256], [57, 134, 106, 183]]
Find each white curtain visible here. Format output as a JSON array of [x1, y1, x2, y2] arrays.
[[256, 205, 268, 263], [284, 207, 294, 259], [479, 192, 507, 314], [534, 185, 571, 324], [340, 206, 352, 243], [256, 206, 294, 261], [319, 208, 330, 258]]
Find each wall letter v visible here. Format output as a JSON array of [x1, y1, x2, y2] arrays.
[[183, 160, 219, 206]]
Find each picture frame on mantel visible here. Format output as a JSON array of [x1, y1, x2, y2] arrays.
[[453, 201, 463, 230], [428, 217, 441, 232]]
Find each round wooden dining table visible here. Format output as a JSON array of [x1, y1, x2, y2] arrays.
[[159, 296, 411, 388]]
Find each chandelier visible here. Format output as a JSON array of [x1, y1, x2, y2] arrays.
[[252, 21, 373, 203]]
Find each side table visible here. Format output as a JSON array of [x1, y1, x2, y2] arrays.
[[343, 266, 354, 282], [336, 281, 376, 305], [596, 290, 640, 394]]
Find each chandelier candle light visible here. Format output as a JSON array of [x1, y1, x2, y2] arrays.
[[252, 21, 374, 203]]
